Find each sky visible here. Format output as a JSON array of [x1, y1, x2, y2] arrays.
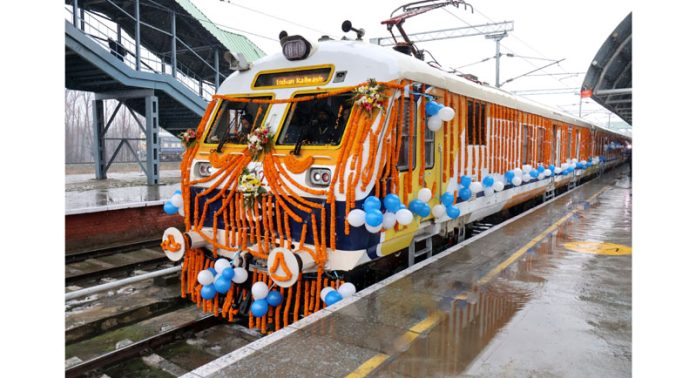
[[192, 0, 632, 132]]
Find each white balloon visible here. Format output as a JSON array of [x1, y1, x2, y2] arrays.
[[561, 163, 568, 170], [538, 173, 546, 180], [338, 282, 357, 298], [513, 168, 523, 177], [417, 188, 432, 202], [432, 204, 446, 218], [544, 169, 552, 176], [572, 158, 578, 163], [554, 168, 562, 174], [484, 187, 494, 196], [232, 267, 248, 284], [214, 258, 231, 273], [320, 287, 335, 302], [347, 209, 366, 228], [178, 206, 185, 217], [382, 212, 397, 229], [170, 194, 183, 208], [580, 160, 587, 165], [438, 106, 455, 121], [512, 177, 522, 186], [395, 209, 414, 225], [251, 281, 269, 299], [427, 115, 443, 131], [493, 181, 504, 192], [197, 270, 214, 286], [522, 165, 532, 173], [446, 177, 458, 194], [522, 173, 531, 183], [365, 224, 382, 233], [470, 182, 483, 193]]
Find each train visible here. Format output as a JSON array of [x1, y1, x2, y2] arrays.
[[159, 29, 630, 333]]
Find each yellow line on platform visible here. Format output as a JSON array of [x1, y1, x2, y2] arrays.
[[343, 185, 609, 378], [478, 186, 608, 286], [344, 353, 390, 378]]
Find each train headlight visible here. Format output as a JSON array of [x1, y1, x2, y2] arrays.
[[308, 168, 331, 187], [281, 35, 311, 61], [196, 162, 212, 177]]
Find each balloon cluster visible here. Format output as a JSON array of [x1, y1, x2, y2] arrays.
[[458, 176, 472, 201], [197, 258, 249, 300], [408, 188, 435, 218], [425, 99, 456, 132], [250, 281, 284, 317], [163, 190, 185, 216], [348, 193, 414, 234], [431, 191, 460, 220], [320, 282, 356, 306]]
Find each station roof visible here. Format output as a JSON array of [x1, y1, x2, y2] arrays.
[[73, 0, 265, 82], [581, 13, 632, 125]]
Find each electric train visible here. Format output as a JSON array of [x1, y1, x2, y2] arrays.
[[160, 29, 630, 332]]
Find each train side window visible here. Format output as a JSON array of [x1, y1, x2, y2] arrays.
[[397, 96, 416, 171], [576, 132, 581, 159], [522, 125, 529, 164], [424, 127, 434, 168], [567, 127, 573, 160], [466, 100, 487, 145], [537, 127, 544, 163]]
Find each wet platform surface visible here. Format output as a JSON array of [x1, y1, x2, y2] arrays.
[[186, 166, 631, 378], [65, 169, 181, 213]]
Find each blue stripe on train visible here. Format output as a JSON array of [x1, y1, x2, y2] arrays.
[[188, 187, 381, 252]]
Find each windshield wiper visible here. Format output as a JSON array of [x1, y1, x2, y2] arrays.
[[216, 118, 238, 153]]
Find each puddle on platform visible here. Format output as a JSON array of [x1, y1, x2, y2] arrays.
[[373, 178, 632, 377]]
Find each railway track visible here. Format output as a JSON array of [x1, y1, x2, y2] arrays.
[[66, 240, 171, 286]]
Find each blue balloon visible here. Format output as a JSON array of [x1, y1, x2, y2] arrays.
[[417, 203, 431, 217], [504, 170, 515, 183], [458, 188, 472, 201], [250, 299, 269, 317], [446, 205, 460, 219], [214, 276, 231, 294], [266, 290, 283, 307], [440, 192, 454, 206], [549, 165, 555, 174], [425, 101, 444, 116], [163, 201, 178, 215], [365, 209, 384, 227], [537, 165, 545, 173], [529, 170, 539, 179], [201, 284, 216, 300], [482, 176, 494, 187], [460, 175, 472, 189], [399, 203, 407, 210], [362, 196, 381, 212], [383, 194, 401, 213], [207, 267, 217, 276], [222, 267, 235, 281], [174, 190, 182, 195], [408, 199, 424, 213], [325, 290, 343, 306]]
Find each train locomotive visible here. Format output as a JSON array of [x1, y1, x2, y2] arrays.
[[160, 26, 630, 333]]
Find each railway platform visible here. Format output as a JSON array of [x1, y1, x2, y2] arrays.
[[65, 165, 183, 252], [184, 166, 632, 378]]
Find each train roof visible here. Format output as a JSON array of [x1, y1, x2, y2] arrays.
[[219, 38, 629, 140]]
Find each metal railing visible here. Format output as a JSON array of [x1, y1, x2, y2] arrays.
[[65, 5, 219, 100]]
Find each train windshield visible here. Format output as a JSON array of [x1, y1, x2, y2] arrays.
[[205, 97, 271, 145], [276, 93, 353, 147]]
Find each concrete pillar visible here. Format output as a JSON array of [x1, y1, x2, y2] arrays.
[[92, 99, 107, 180], [145, 95, 160, 185], [214, 49, 219, 90], [72, 0, 79, 27]]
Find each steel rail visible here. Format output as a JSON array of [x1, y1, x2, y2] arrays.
[[66, 266, 180, 301]]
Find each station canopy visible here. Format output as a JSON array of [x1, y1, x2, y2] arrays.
[[581, 13, 632, 125]]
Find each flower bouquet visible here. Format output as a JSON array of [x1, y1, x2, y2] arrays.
[[238, 168, 267, 208], [351, 79, 387, 117], [179, 128, 197, 148], [247, 123, 271, 160]]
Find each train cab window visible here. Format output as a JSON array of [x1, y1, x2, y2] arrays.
[[276, 92, 352, 148], [397, 96, 417, 170], [466, 100, 487, 145], [205, 97, 271, 145]]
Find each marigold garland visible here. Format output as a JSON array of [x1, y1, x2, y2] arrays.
[[283, 154, 314, 174]]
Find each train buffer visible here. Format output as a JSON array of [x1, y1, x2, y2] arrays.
[[182, 166, 632, 378]]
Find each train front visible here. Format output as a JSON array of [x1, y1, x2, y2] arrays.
[[159, 34, 408, 330]]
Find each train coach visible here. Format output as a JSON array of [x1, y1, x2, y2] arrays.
[[159, 30, 630, 333]]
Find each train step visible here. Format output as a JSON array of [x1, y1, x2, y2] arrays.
[[408, 234, 434, 266]]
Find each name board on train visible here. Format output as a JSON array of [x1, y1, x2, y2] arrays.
[[253, 66, 333, 89]]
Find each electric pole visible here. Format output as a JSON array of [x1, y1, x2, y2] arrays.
[[486, 32, 508, 88]]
